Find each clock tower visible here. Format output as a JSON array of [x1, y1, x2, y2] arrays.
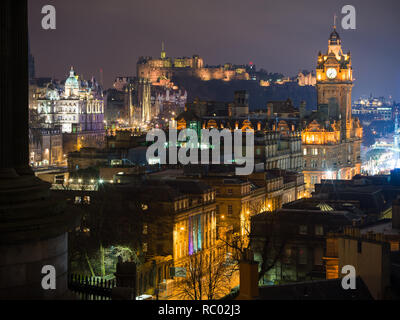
[[316, 25, 353, 139], [301, 23, 363, 195]]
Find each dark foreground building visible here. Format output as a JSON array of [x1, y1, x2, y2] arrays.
[[0, 1, 79, 299]]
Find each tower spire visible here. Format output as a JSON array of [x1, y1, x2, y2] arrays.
[[161, 41, 166, 59], [333, 13, 337, 29]]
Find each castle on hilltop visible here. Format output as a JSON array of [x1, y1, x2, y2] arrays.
[[137, 42, 252, 84]]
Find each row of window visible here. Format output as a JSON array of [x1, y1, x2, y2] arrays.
[[304, 160, 327, 169], [173, 193, 215, 211], [284, 246, 324, 265], [303, 148, 327, 156], [74, 195, 91, 204]]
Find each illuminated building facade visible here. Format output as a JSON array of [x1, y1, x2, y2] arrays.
[[37, 67, 104, 133], [36, 67, 105, 153], [29, 127, 63, 167], [137, 77, 152, 123], [175, 92, 303, 172], [197, 177, 267, 244], [153, 86, 187, 118], [302, 26, 362, 194], [297, 71, 316, 86], [181, 167, 305, 251], [134, 179, 219, 297], [323, 227, 394, 300]]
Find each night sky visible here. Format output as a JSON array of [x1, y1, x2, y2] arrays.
[[28, 0, 400, 102]]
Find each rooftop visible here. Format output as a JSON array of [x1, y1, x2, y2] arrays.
[[256, 277, 372, 300]]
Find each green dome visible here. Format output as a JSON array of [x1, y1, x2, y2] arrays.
[[65, 67, 79, 88]]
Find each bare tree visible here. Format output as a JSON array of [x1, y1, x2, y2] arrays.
[[250, 211, 289, 281], [68, 183, 145, 277], [217, 202, 288, 282], [175, 248, 235, 300]]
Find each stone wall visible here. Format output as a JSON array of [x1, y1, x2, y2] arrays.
[[0, 233, 69, 299]]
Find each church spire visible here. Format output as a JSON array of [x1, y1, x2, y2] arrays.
[[161, 41, 166, 59]]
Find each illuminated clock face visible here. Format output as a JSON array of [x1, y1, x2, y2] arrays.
[[326, 68, 337, 79]]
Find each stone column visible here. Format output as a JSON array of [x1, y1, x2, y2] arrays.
[[0, 0, 29, 173], [0, 0, 80, 299]]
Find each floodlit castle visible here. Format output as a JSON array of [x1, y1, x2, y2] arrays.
[[137, 43, 251, 84]]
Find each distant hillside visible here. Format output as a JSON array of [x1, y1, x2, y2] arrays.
[[173, 76, 317, 111]]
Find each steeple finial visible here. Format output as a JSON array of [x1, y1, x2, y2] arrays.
[[333, 14, 337, 29]]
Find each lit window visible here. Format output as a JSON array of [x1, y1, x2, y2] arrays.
[[303, 148, 307, 155], [299, 225, 308, 235], [83, 196, 90, 204], [311, 160, 318, 168]]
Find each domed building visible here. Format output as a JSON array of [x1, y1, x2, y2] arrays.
[[36, 66, 105, 155], [64, 66, 80, 97]]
